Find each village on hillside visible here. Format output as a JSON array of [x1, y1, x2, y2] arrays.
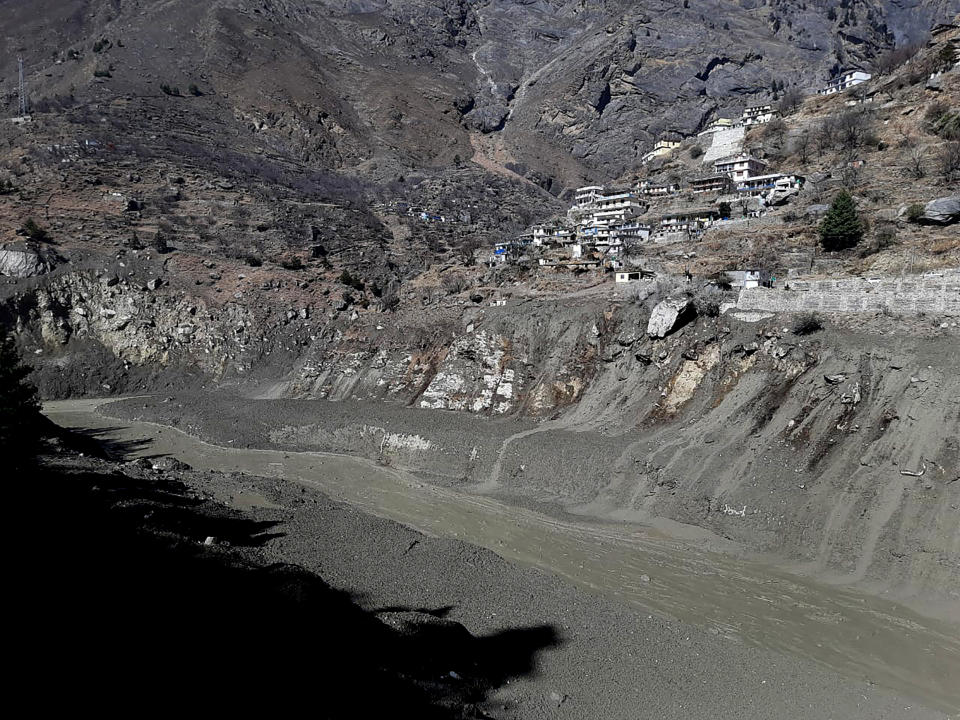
[[480, 22, 959, 296]]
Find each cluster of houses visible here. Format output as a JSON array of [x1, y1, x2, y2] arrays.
[[643, 65, 876, 164], [643, 104, 777, 164], [493, 185, 650, 269], [690, 153, 803, 198], [491, 147, 804, 269], [484, 22, 960, 284]]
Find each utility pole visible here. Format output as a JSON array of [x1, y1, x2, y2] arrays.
[[17, 56, 28, 116]]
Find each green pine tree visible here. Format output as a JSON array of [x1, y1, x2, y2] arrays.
[[819, 190, 864, 251], [0, 326, 42, 468]]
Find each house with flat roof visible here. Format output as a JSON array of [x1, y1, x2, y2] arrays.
[[532, 223, 577, 246], [574, 186, 604, 206], [714, 154, 769, 182], [736, 173, 804, 196], [641, 139, 681, 163], [637, 180, 679, 196], [741, 104, 775, 127], [699, 117, 738, 136], [726, 269, 772, 289], [689, 175, 734, 195], [818, 69, 871, 95], [659, 208, 719, 233], [615, 269, 656, 283]]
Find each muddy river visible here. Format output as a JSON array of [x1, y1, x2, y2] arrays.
[[45, 398, 960, 714]]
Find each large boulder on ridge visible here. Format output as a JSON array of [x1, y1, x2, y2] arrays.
[[647, 296, 694, 338]]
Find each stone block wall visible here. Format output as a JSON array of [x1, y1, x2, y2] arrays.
[[736, 272, 960, 316], [702, 127, 745, 164]]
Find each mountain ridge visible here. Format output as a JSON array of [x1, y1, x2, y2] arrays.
[[2, 0, 958, 190]]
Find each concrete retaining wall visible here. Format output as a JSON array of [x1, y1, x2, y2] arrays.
[[703, 127, 745, 165], [736, 272, 960, 316]]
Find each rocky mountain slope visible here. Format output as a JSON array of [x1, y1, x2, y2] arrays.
[[3, 1, 959, 190]]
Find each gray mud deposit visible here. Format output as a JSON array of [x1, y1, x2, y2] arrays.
[[46, 397, 960, 716]]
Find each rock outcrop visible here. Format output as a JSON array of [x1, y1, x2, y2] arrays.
[[0, 248, 51, 278], [920, 195, 960, 225]]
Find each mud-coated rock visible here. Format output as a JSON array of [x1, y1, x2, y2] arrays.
[[151, 456, 192, 472], [647, 296, 694, 338]]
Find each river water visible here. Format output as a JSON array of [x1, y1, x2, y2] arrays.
[[45, 398, 960, 714]]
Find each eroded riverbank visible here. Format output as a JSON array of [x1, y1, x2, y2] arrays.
[[44, 397, 960, 715]]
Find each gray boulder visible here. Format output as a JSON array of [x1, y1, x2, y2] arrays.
[[920, 196, 960, 225], [0, 248, 49, 278], [766, 185, 799, 206], [647, 296, 694, 338], [151, 456, 192, 472], [464, 104, 508, 133]]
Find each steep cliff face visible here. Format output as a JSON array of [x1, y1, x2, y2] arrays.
[[0, 267, 316, 395]]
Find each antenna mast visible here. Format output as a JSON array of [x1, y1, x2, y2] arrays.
[[17, 56, 27, 116]]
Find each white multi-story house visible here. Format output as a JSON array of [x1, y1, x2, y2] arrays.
[[735, 173, 803, 196], [714, 154, 769, 182], [574, 186, 604, 207], [698, 117, 738, 136], [637, 180, 679, 196], [532, 224, 576, 246], [818, 69, 872, 95], [741, 104, 775, 127]]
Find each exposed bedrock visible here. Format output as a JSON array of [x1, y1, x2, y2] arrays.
[[42, 269, 955, 610]]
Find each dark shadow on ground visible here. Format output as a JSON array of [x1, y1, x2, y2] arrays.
[[50, 423, 155, 459], [19, 457, 560, 716]]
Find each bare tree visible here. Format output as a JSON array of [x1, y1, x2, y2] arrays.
[[906, 146, 926, 179], [455, 236, 482, 266], [815, 115, 837, 157], [441, 271, 470, 294], [836, 108, 876, 151], [778, 86, 804, 115], [940, 142, 960, 184], [792, 130, 811, 164], [764, 117, 788, 150]]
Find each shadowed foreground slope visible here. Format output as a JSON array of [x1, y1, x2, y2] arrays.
[[18, 453, 557, 716]]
